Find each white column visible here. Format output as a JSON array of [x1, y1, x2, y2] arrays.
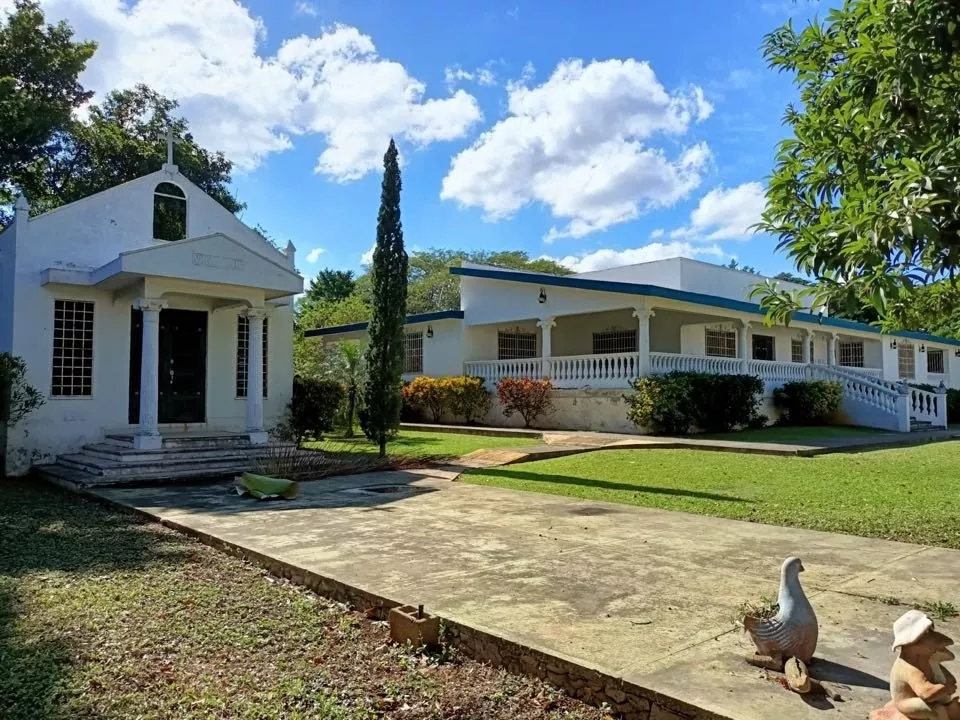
[[633, 306, 655, 377], [737, 321, 751, 373], [133, 298, 167, 450], [537, 316, 555, 379], [825, 333, 834, 366], [800, 329, 811, 364], [245, 308, 268, 444]]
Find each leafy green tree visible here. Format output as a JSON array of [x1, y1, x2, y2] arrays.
[[726, 259, 758, 274], [359, 139, 408, 457], [335, 342, 364, 437], [0, 353, 43, 478], [757, 0, 960, 325], [0, 1, 95, 192], [306, 269, 356, 304], [3, 84, 242, 223]]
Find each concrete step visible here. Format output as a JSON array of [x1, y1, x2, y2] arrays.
[[79, 443, 264, 464], [57, 452, 257, 477], [104, 433, 256, 450], [36, 461, 248, 489]]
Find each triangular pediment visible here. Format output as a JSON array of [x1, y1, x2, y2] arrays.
[[118, 233, 302, 296]]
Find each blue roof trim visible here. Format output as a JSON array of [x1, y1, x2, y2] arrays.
[[305, 309, 464, 338], [450, 266, 960, 347]]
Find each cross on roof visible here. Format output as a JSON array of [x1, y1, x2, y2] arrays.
[[165, 125, 180, 166]]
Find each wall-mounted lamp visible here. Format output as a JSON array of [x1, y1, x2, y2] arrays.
[[426, 325, 434, 338], [920, 344, 926, 353], [890, 339, 898, 350], [538, 288, 547, 304], [817, 310, 824, 325], [955, 349, 960, 358]]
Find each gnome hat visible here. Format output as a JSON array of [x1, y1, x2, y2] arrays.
[[893, 610, 934, 651]]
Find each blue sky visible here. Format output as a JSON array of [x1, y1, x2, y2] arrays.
[[14, 0, 823, 279]]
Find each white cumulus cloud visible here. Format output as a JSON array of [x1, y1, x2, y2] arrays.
[[545, 241, 725, 274], [294, 1, 319, 17], [305, 247, 326, 263], [441, 58, 714, 241], [8, 1, 482, 178], [360, 243, 376, 265], [444, 64, 497, 90], [671, 181, 766, 241]]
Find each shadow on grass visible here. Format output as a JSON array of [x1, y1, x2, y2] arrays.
[[0, 479, 195, 720], [466, 467, 751, 504]]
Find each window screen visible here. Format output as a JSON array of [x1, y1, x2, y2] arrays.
[[52, 300, 94, 396]]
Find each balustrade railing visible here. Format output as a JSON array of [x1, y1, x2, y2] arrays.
[[464, 358, 543, 385], [547, 352, 638, 388], [649, 352, 741, 376]]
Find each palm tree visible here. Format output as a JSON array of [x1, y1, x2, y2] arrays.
[[338, 342, 363, 437]]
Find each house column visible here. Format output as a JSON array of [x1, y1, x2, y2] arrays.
[[133, 298, 168, 450], [737, 320, 751, 373], [245, 308, 268, 444], [827, 333, 838, 366], [800, 329, 812, 364], [633, 306, 655, 377], [537, 316, 555, 379]]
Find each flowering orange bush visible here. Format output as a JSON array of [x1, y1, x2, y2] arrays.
[[446, 375, 492, 424], [402, 376, 448, 422], [495, 377, 554, 428]]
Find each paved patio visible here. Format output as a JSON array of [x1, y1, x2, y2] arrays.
[[95, 469, 960, 720]]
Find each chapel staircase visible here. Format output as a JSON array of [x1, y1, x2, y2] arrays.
[[36, 433, 265, 489]]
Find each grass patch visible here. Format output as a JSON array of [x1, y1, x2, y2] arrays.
[[0, 481, 602, 720], [306, 430, 538, 459], [462, 442, 960, 548], [699, 425, 885, 443]]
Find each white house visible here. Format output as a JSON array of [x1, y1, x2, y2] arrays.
[[309, 258, 958, 434], [0, 157, 302, 477]]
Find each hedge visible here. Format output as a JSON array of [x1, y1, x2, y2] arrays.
[[772, 380, 842, 425], [626, 371, 763, 434], [400, 376, 492, 424]]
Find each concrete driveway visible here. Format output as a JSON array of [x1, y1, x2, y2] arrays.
[[95, 469, 960, 720]]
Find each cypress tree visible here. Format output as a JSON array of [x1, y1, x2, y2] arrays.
[[359, 139, 408, 457]]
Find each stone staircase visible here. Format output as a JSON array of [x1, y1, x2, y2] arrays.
[[37, 433, 264, 489]]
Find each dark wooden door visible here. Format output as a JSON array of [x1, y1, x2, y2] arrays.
[[129, 309, 208, 424]]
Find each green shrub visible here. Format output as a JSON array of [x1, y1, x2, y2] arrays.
[[0, 353, 44, 478], [626, 371, 763, 434], [446, 376, 492, 424], [285, 376, 345, 444], [773, 380, 842, 425], [626, 373, 695, 434]]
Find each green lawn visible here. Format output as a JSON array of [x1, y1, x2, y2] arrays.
[[463, 442, 960, 549], [0, 481, 601, 720], [699, 424, 886, 443], [306, 429, 538, 459]]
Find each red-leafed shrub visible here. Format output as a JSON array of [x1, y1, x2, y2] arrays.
[[496, 377, 554, 428]]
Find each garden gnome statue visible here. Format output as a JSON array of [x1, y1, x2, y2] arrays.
[[870, 610, 960, 720]]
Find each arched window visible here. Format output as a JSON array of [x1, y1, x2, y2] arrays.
[[153, 182, 187, 241]]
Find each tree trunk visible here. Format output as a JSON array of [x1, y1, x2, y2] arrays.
[[344, 388, 356, 438], [0, 423, 7, 480], [378, 436, 386, 458]]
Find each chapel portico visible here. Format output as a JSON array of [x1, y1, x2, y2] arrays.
[[38, 233, 301, 448]]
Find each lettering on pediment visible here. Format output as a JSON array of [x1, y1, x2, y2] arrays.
[[192, 252, 245, 271]]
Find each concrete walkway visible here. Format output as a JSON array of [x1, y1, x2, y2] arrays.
[[94, 469, 960, 720]]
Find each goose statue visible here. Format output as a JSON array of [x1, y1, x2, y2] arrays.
[[744, 556, 819, 665]]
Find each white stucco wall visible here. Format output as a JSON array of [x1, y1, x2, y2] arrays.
[[0, 221, 15, 353], [4, 169, 300, 475], [405, 318, 465, 379]]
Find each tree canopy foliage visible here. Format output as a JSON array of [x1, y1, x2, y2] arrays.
[[0, 0, 95, 190], [758, 0, 960, 325]]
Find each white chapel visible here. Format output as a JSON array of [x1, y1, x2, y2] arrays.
[[0, 144, 303, 477]]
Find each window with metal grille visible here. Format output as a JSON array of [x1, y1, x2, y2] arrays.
[[497, 330, 537, 360], [928, 348, 945, 375], [592, 329, 637, 355], [404, 332, 423, 374], [704, 328, 736, 358], [898, 342, 915, 379], [791, 338, 814, 364], [236, 316, 268, 397], [752, 334, 775, 361], [838, 341, 864, 368], [52, 300, 94, 396]]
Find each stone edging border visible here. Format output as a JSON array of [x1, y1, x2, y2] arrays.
[[48, 476, 728, 720]]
